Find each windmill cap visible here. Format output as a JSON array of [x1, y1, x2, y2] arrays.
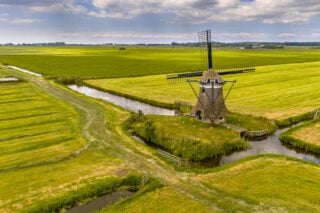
[[200, 69, 223, 83]]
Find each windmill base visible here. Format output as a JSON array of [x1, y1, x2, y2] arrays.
[[194, 116, 226, 125]]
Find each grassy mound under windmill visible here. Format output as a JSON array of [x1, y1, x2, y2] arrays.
[[127, 114, 275, 161]]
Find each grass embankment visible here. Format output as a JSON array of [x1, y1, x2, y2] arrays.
[[24, 172, 143, 213], [195, 156, 320, 211], [103, 156, 320, 212], [128, 115, 247, 161], [102, 186, 214, 213], [1, 47, 320, 78], [86, 61, 320, 125], [0, 149, 135, 212], [0, 81, 86, 170], [280, 119, 320, 155], [0, 67, 139, 212], [226, 113, 276, 133]]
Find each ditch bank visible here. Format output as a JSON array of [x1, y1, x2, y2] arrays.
[[280, 119, 320, 156], [81, 81, 192, 113], [24, 175, 143, 213], [68, 85, 176, 115], [68, 83, 320, 168]]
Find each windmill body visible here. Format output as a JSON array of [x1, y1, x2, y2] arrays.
[[192, 69, 228, 124], [167, 30, 246, 125]]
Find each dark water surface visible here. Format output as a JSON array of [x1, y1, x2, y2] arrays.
[[68, 85, 176, 115], [220, 128, 320, 166], [67, 190, 134, 213], [66, 84, 319, 212], [69, 84, 320, 167]]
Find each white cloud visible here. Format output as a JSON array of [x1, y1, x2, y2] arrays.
[[0, 0, 87, 14], [1, 0, 320, 25], [93, 32, 196, 40], [0, 17, 41, 24], [12, 18, 41, 24], [58, 33, 79, 37], [213, 32, 270, 41], [277, 33, 297, 38], [88, 0, 320, 24]]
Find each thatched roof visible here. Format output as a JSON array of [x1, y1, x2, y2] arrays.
[[200, 69, 222, 83]]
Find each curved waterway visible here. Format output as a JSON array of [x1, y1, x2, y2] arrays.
[[220, 128, 320, 166], [68, 84, 320, 167], [68, 85, 175, 115]]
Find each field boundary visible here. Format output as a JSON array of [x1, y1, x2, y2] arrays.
[[81, 81, 183, 110], [280, 119, 320, 155]]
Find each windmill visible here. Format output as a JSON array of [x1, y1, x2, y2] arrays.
[[167, 30, 255, 124]]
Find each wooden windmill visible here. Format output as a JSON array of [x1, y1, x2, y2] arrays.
[[167, 30, 255, 124]]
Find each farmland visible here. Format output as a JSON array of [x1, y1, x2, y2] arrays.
[[280, 119, 320, 155], [1, 47, 320, 212], [103, 156, 320, 212], [129, 115, 247, 161], [85, 61, 320, 123], [196, 156, 320, 211], [1, 46, 320, 78], [0, 80, 86, 170], [0, 65, 137, 212]]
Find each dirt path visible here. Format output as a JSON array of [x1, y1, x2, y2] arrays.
[[8, 70, 260, 211]]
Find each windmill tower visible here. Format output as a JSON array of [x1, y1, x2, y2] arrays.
[[192, 30, 228, 124], [167, 30, 254, 125]]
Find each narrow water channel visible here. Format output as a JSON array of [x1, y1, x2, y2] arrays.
[[220, 128, 320, 166], [68, 85, 176, 115], [68, 84, 320, 167], [67, 190, 134, 213]]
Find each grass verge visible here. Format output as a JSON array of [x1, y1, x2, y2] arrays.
[[24, 174, 143, 213], [280, 119, 320, 155], [127, 114, 247, 161], [196, 155, 320, 211]]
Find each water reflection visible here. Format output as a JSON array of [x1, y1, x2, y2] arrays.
[[220, 128, 320, 166], [68, 85, 176, 115]]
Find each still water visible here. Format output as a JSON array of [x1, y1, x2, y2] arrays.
[[220, 128, 320, 166], [68, 85, 176, 115], [68, 84, 320, 167]]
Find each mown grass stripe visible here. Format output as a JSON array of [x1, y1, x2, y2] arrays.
[[0, 128, 71, 142], [0, 119, 71, 135], [0, 103, 55, 115], [0, 111, 59, 122], [0, 137, 74, 155], [0, 97, 39, 104]]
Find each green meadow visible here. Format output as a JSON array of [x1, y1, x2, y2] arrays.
[[1, 46, 320, 78], [0, 81, 86, 170], [129, 115, 247, 161], [280, 119, 320, 155], [104, 156, 320, 212], [197, 156, 320, 211], [86, 61, 320, 123], [1, 47, 320, 212], [0, 66, 136, 212]]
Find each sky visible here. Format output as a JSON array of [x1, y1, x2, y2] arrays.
[[0, 0, 320, 44]]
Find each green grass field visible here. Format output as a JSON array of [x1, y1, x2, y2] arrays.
[[1, 46, 320, 78], [1, 47, 320, 212], [0, 66, 135, 212], [86, 61, 320, 122], [103, 156, 320, 212], [129, 115, 247, 161], [102, 186, 215, 213], [280, 119, 320, 155], [0, 81, 87, 170], [197, 156, 320, 211]]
